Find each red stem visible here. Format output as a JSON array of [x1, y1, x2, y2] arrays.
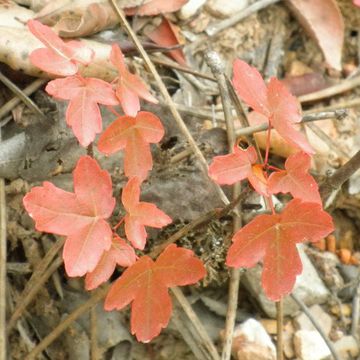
[[113, 216, 125, 231]]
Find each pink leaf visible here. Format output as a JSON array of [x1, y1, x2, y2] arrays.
[[268, 152, 321, 204], [104, 244, 205, 342], [85, 235, 137, 290], [46, 75, 118, 147], [23, 156, 115, 277], [98, 111, 164, 181], [226, 199, 334, 300], [121, 178, 172, 249], [110, 44, 158, 117], [28, 19, 93, 76]]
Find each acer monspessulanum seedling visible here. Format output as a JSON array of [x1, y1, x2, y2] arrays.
[[23, 20, 334, 343]]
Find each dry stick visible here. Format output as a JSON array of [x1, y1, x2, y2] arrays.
[[0, 78, 47, 120], [291, 294, 341, 360], [320, 150, 360, 209], [7, 238, 65, 332], [90, 307, 98, 360], [25, 287, 109, 360], [205, 50, 242, 360], [205, 0, 281, 37], [0, 178, 6, 360], [276, 300, 284, 360], [306, 122, 349, 159], [109, 0, 230, 207], [171, 287, 220, 360], [150, 56, 216, 82], [299, 76, 360, 103], [25, 196, 245, 359], [0, 72, 45, 119], [236, 110, 347, 137]]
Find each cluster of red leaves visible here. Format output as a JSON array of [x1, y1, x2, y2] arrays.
[[209, 60, 334, 301], [23, 20, 206, 342]]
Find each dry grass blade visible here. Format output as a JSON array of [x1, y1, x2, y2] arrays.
[[0, 178, 6, 360], [7, 239, 64, 332]]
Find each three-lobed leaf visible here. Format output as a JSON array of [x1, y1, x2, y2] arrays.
[[85, 234, 137, 290], [268, 151, 321, 204], [28, 19, 94, 76], [110, 44, 158, 117], [208, 145, 268, 196], [104, 244, 206, 342], [46, 75, 119, 147], [23, 156, 115, 277], [98, 111, 165, 181], [226, 199, 334, 300], [232, 59, 313, 154], [121, 177, 172, 249]]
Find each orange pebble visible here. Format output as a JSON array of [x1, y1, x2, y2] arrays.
[[313, 238, 326, 251], [326, 235, 337, 254], [338, 248, 352, 264]]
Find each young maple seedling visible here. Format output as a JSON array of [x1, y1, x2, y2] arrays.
[[23, 19, 206, 343], [22, 18, 335, 345], [208, 59, 334, 301]]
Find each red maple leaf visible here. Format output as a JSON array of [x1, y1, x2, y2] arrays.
[[121, 177, 172, 249], [104, 244, 206, 342], [268, 152, 322, 204], [233, 59, 313, 154], [226, 199, 334, 300], [46, 75, 119, 147], [98, 111, 165, 181], [28, 19, 94, 76], [23, 156, 115, 277], [85, 234, 137, 290], [110, 44, 158, 117], [208, 145, 268, 196]]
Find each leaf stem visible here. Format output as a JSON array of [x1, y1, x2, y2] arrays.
[[276, 300, 284, 360], [112, 217, 125, 231]]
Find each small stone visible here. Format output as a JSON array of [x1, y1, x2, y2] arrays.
[[294, 330, 331, 360], [178, 0, 207, 19], [294, 304, 332, 335], [260, 319, 277, 335], [232, 319, 276, 360], [243, 245, 329, 318], [334, 335, 359, 358], [330, 303, 352, 318], [206, 0, 249, 18]]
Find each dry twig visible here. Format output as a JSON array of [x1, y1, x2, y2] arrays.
[[291, 293, 340, 360], [0, 178, 6, 360]]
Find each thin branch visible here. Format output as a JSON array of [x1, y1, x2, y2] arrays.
[[150, 56, 216, 82], [291, 293, 341, 360], [7, 239, 64, 332], [299, 76, 360, 103], [276, 300, 283, 360], [205, 50, 241, 360], [24, 287, 109, 360], [0, 179, 6, 360], [306, 122, 349, 159], [236, 110, 347, 138], [90, 307, 98, 360], [320, 150, 360, 208], [0, 78, 46, 120], [171, 287, 220, 360], [109, 0, 230, 206], [0, 72, 45, 119]]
